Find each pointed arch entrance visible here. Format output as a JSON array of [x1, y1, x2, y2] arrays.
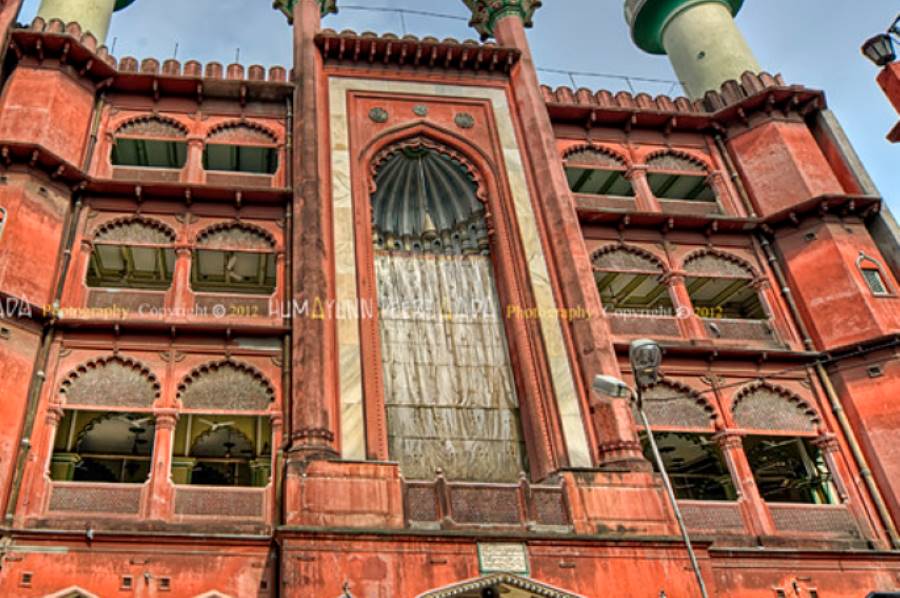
[[366, 136, 526, 482]]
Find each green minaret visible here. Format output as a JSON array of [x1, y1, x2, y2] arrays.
[[625, 0, 762, 99], [37, 0, 137, 44]]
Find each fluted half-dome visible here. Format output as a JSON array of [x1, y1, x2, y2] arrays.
[[371, 146, 488, 255]]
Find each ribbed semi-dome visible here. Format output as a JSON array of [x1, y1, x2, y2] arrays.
[[371, 146, 489, 255]]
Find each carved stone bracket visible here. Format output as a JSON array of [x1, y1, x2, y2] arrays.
[[462, 0, 543, 40]]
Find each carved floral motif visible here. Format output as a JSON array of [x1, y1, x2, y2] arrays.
[[463, 0, 543, 40]]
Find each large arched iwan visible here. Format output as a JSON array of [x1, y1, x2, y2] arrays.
[[351, 121, 570, 481]]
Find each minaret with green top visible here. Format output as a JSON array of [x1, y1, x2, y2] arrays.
[[36, 0, 137, 44], [625, 0, 761, 98]]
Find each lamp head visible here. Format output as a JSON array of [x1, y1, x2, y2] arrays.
[[862, 33, 897, 67], [592, 375, 632, 400], [629, 338, 662, 389]]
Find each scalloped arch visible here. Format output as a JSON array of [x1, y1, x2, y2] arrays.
[[592, 243, 666, 273], [732, 382, 820, 432], [92, 215, 177, 244], [195, 222, 276, 250], [369, 134, 489, 204], [177, 359, 275, 411], [115, 114, 189, 138], [207, 120, 279, 144], [682, 248, 756, 279], [639, 378, 718, 429], [645, 149, 709, 172], [59, 355, 161, 408], [562, 144, 629, 169]]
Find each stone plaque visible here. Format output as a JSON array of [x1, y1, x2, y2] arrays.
[[477, 543, 529, 575]]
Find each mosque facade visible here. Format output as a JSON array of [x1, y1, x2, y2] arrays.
[[0, 0, 898, 596]]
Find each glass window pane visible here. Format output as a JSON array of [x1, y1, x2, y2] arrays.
[[862, 268, 888, 295], [203, 144, 278, 174], [112, 139, 188, 169]]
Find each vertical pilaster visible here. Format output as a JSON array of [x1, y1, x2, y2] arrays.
[[466, 2, 648, 471], [170, 245, 193, 313], [146, 411, 176, 521], [287, 0, 339, 460], [184, 138, 205, 185]]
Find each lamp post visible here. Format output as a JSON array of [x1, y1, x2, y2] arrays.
[[592, 339, 710, 598], [863, 15, 900, 142]]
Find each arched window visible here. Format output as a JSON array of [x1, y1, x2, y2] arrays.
[[683, 250, 765, 320], [51, 355, 160, 484], [645, 151, 715, 202], [51, 412, 156, 484], [732, 383, 835, 505], [856, 253, 892, 297], [637, 380, 735, 501], [111, 116, 189, 169], [370, 142, 525, 483], [171, 416, 272, 487], [204, 123, 278, 175], [87, 217, 176, 290], [592, 245, 672, 313], [191, 224, 277, 295], [563, 146, 634, 198], [171, 361, 274, 487]]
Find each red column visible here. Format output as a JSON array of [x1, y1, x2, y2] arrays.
[[146, 410, 177, 521], [714, 431, 774, 537], [666, 273, 708, 340], [169, 245, 192, 314], [627, 165, 661, 213], [288, 0, 339, 460], [491, 14, 647, 470]]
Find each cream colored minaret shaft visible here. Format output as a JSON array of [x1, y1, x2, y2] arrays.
[[662, 2, 760, 98], [626, 0, 761, 99], [37, 0, 117, 44]]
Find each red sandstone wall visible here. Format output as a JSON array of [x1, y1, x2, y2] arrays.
[[0, 67, 94, 166], [0, 319, 39, 515], [728, 121, 843, 217], [830, 354, 900, 529], [775, 219, 900, 349], [0, 172, 69, 308], [0, 540, 273, 597]]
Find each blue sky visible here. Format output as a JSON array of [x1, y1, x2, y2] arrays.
[[18, 0, 900, 211]]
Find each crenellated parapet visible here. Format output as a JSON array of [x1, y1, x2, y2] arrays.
[[36, 0, 137, 44]]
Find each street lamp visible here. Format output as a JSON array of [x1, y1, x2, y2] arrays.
[[592, 339, 709, 598], [861, 15, 899, 67]]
